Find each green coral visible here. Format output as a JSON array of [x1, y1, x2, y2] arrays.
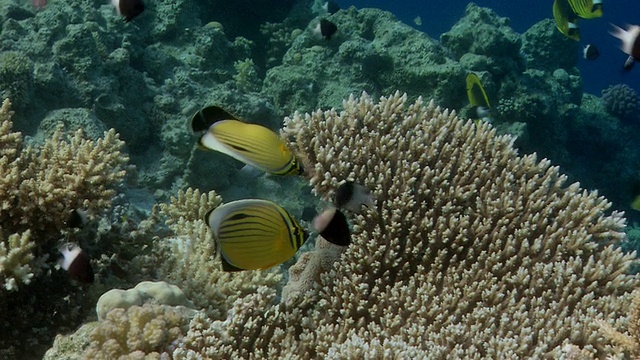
[[233, 58, 262, 93], [0, 51, 33, 111]]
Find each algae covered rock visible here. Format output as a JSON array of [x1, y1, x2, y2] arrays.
[[441, 2, 523, 76], [521, 18, 579, 72], [0, 51, 33, 111], [264, 7, 465, 115]]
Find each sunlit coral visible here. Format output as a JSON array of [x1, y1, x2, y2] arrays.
[[171, 92, 636, 358], [84, 304, 191, 359], [0, 98, 129, 291]]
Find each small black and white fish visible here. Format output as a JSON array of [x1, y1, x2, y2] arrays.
[[335, 181, 374, 212], [314, 19, 338, 40], [322, 1, 340, 15], [65, 209, 88, 229], [59, 243, 94, 284], [111, 0, 145, 22], [610, 24, 640, 71], [312, 207, 351, 246], [583, 44, 600, 60]]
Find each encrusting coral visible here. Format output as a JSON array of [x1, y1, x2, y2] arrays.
[[0, 98, 129, 291], [170, 92, 637, 358], [84, 303, 192, 359]]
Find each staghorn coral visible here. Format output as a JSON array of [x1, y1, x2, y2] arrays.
[[172, 92, 637, 358], [155, 188, 283, 320], [0, 98, 129, 358], [0, 98, 129, 291]]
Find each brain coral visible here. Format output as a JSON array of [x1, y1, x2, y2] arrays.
[[171, 92, 636, 359], [601, 84, 640, 123]]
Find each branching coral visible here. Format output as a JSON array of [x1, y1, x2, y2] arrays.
[[155, 187, 283, 319], [0, 98, 129, 291], [171, 92, 637, 358], [599, 289, 640, 358]]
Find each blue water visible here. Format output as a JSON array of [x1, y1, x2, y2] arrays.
[[336, 0, 640, 96]]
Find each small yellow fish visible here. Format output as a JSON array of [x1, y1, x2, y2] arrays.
[[567, 0, 602, 19], [191, 106, 303, 176], [466, 73, 491, 122], [205, 199, 308, 272]]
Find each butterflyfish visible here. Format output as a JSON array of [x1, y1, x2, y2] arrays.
[[322, 1, 340, 15], [567, 0, 602, 19], [553, 0, 580, 41], [206, 199, 308, 272], [65, 209, 89, 229], [191, 106, 303, 176], [583, 44, 600, 60], [631, 195, 640, 211], [466, 73, 492, 121], [111, 0, 145, 22]]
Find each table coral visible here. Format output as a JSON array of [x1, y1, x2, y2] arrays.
[[172, 92, 636, 358]]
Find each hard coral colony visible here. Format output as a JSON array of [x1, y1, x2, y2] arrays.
[[0, 0, 636, 359]]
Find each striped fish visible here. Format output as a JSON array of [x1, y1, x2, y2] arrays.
[[206, 199, 308, 271], [568, 0, 602, 19], [553, 0, 580, 41], [192, 106, 303, 176], [466, 73, 491, 121]]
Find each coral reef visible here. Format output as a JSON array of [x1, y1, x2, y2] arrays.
[[264, 7, 465, 116], [0, 98, 129, 358], [0, 98, 128, 291], [170, 93, 636, 358], [0, 51, 33, 112], [85, 304, 193, 359], [599, 290, 640, 358], [441, 3, 523, 77], [601, 84, 640, 124], [520, 19, 579, 72]]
